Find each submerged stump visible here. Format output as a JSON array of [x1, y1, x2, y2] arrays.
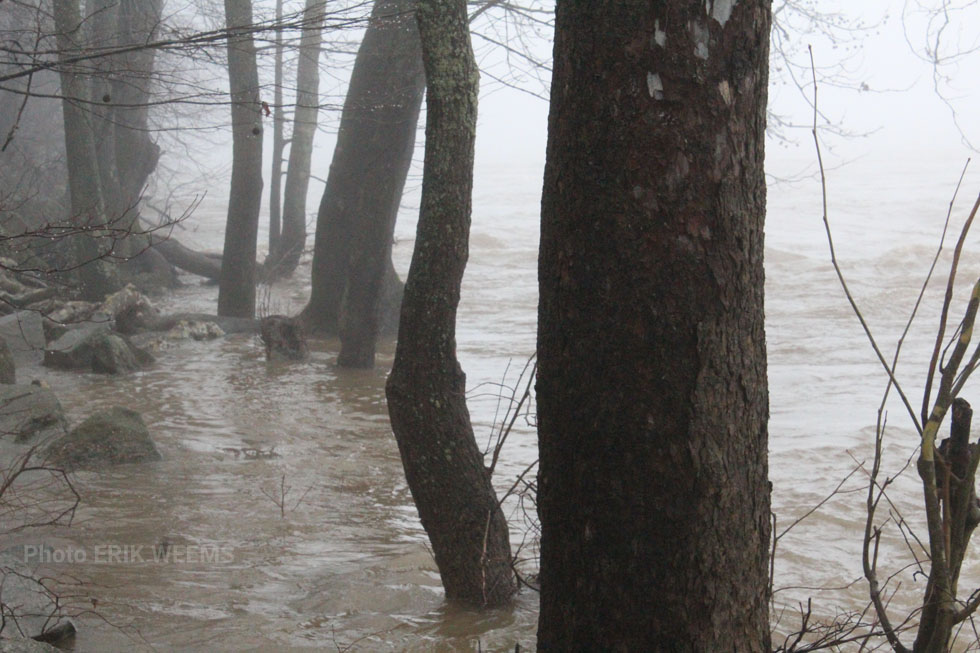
[[260, 315, 308, 361]]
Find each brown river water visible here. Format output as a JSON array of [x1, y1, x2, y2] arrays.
[[6, 150, 980, 650]]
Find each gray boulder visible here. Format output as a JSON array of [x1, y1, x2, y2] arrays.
[[0, 337, 14, 384], [90, 334, 138, 374], [0, 637, 62, 652], [42, 323, 109, 369], [0, 385, 68, 444], [45, 407, 161, 471], [43, 326, 153, 374], [0, 312, 44, 363], [0, 552, 75, 646]]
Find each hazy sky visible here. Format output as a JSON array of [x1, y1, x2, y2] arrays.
[[178, 1, 980, 242], [471, 0, 980, 171]]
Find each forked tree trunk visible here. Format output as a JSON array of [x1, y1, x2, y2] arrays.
[[113, 0, 163, 211], [104, 0, 164, 266], [385, 0, 515, 607], [53, 0, 120, 300], [335, 0, 422, 368], [536, 2, 772, 649], [300, 0, 423, 343], [218, 0, 264, 318], [914, 398, 980, 652], [269, 0, 327, 277]]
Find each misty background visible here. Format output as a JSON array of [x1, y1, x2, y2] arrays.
[[4, 0, 980, 648]]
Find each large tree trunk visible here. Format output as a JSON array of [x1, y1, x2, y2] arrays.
[[336, 0, 422, 367], [267, 0, 327, 278], [95, 0, 164, 267], [52, 0, 120, 301], [218, 0, 264, 318], [536, 2, 772, 650], [299, 0, 424, 343], [385, 0, 515, 607]]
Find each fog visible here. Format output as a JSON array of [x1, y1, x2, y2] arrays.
[[4, 1, 980, 649]]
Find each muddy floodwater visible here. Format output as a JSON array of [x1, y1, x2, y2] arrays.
[[6, 150, 980, 650]]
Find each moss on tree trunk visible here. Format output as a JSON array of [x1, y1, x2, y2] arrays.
[[385, 0, 515, 607]]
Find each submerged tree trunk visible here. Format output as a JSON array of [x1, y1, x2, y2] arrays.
[[218, 0, 264, 318], [385, 0, 515, 607], [536, 2, 772, 650], [336, 0, 423, 367], [268, 0, 327, 278], [300, 0, 424, 345], [52, 0, 120, 301]]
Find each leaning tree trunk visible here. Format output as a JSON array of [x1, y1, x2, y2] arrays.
[[385, 0, 515, 607], [218, 0, 264, 318], [536, 2, 772, 650], [336, 0, 423, 367], [268, 0, 327, 278], [299, 0, 424, 341], [52, 0, 120, 301]]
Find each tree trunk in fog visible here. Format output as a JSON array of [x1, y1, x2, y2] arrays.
[[267, 0, 327, 278], [336, 0, 422, 368], [385, 0, 515, 607], [218, 0, 264, 318], [94, 0, 164, 265], [268, 0, 285, 263], [112, 0, 163, 216], [300, 0, 424, 349], [536, 2, 772, 650], [53, 0, 120, 301], [88, 0, 123, 223]]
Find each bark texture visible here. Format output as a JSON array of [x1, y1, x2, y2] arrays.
[[218, 0, 264, 318], [536, 2, 772, 650], [300, 0, 424, 353], [385, 0, 515, 606]]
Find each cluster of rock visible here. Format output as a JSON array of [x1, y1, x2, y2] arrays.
[[0, 401, 159, 646], [0, 284, 300, 646], [0, 286, 178, 647]]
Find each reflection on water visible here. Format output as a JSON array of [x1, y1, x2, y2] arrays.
[[8, 154, 980, 650]]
